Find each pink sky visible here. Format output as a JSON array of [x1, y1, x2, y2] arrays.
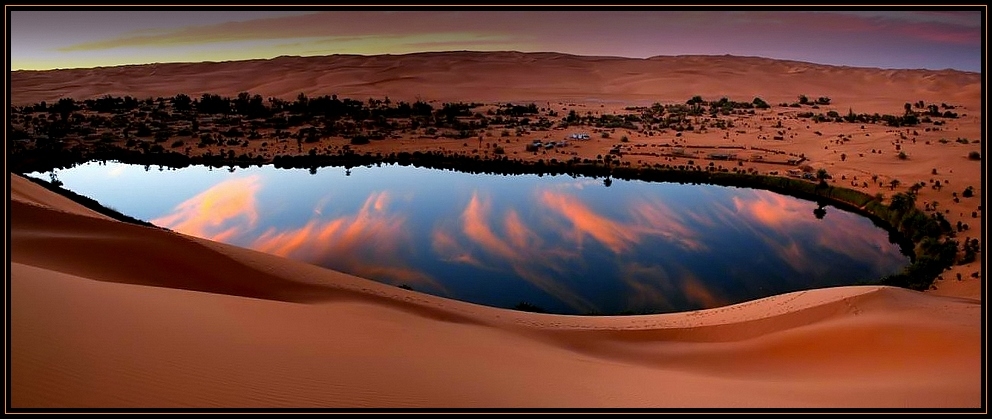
[[8, 9, 983, 72]]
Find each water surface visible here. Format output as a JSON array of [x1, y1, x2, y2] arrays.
[[31, 161, 910, 314]]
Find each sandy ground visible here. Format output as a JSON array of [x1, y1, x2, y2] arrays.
[[8, 172, 983, 408], [8, 52, 985, 408]]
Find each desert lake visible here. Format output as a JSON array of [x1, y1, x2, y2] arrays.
[[31, 161, 911, 315]]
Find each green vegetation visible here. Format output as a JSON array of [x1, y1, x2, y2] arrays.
[[861, 191, 958, 290], [959, 238, 980, 265], [10, 92, 964, 293]]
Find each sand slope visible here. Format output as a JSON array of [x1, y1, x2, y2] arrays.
[[9, 173, 982, 408], [10, 52, 982, 112]]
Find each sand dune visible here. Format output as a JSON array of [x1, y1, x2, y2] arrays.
[[8, 172, 982, 408], [8, 51, 984, 408], [10, 52, 982, 112]]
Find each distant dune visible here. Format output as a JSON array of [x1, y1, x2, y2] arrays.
[[10, 51, 982, 111]]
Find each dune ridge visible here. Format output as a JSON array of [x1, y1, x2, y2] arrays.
[[9, 172, 982, 408], [10, 52, 981, 111]]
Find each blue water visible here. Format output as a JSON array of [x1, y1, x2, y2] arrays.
[[30, 161, 911, 314]]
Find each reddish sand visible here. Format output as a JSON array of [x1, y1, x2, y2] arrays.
[[10, 52, 981, 113], [8, 52, 984, 408]]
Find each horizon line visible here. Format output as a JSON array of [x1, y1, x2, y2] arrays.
[[9, 50, 977, 74]]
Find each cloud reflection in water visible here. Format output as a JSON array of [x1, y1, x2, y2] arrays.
[[138, 166, 907, 314]]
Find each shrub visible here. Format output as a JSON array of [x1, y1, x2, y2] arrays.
[[154, 130, 172, 143], [898, 151, 908, 160], [968, 151, 981, 160], [350, 135, 370, 145]]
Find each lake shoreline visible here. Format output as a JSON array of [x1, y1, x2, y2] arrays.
[[19, 143, 943, 291]]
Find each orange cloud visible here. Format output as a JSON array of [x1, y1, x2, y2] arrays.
[[58, 12, 521, 52], [435, 192, 594, 312], [504, 210, 537, 252], [814, 215, 909, 272], [152, 175, 261, 242], [461, 194, 520, 261], [539, 190, 641, 253], [616, 263, 729, 313], [628, 200, 707, 251], [540, 191, 705, 253], [722, 191, 821, 275], [431, 228, 485, 268], [730, 191, 808, 228], [253, 220, 327, 258], [728, 189, 907, 273], [250, 191, 444, 292]]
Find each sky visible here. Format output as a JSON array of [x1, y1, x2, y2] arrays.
[[7, 8, 984, 72]]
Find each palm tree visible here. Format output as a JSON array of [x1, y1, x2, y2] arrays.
[[816, 168, 828, 181], [813, 204, 827, 220], [888, 192, 915, 213]]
